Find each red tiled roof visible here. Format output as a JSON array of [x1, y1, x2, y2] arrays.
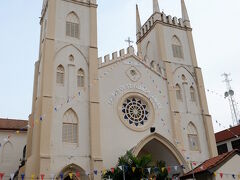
[[215, 125, 240, 143], [0, 118, 28, 131], [181, 150, 240, 179]]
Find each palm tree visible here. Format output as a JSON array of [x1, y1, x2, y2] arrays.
[[102, 151, 169, 180]]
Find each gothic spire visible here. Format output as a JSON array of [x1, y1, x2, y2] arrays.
[[153, 0, 160, 13], [136, 4, 141, 36], [181, 0, 191, 27]]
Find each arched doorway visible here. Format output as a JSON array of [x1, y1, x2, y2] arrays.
[[57, 164, 89, 180], [132, 133, 188, 177]]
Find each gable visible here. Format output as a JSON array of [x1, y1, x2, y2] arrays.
[[98, 47, 166, 80]]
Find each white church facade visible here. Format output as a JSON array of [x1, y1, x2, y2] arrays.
[[20, 0, 218, 179]]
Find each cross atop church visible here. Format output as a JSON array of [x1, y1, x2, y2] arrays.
[[125, 37, 134, 47]]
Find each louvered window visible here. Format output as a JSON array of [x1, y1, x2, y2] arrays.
[[172, 36, 184, 59], [66, 22, 79, 38], [66, 12, 80, 39], [172, 45, 183, 58]]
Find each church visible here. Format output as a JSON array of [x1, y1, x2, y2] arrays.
[[20, 0, 218, 179]]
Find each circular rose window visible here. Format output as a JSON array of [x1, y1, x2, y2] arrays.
[[118, 93, 154, 131], [122, 97, 149, 126]]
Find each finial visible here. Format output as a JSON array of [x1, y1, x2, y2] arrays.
[[153, 0, 160, 13], [136, 4, 141, 36], [181, 0, 191, 27]]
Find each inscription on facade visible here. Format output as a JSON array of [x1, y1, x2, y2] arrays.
[[107, 84, 161, 109]]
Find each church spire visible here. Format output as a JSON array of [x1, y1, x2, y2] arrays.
[[153, 0, 160, 13], [136, 4, 141, 36], [181, 0, 191, 27]]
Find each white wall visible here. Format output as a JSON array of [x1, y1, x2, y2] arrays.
[[215, 154, 240, 180], [0, 131, 27, 180], [99, 55, 173, 168]]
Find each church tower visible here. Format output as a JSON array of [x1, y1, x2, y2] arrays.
[[24, 0, 102, 179], [136, 0, 217, 158]]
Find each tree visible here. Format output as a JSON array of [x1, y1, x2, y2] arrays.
[[102, 151, 169, 180]]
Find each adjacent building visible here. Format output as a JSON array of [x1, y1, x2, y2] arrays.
[[215, 125, 240, 155], [180, 149, 240, 180], [0, 118, 27, 179]]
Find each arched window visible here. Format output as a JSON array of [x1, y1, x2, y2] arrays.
[[150, 61, 156, 69], [62, 109, 78, 143], [190, 86, 196, 102], [77, 68, 84, 88], [1, 141, 14, 163], [69, 54, 74, 62], [172, 36, 183, 58], [181, 74, 186, 81], [187, 122, 200, 151], [56, 65, 65, 85], [66, 12, 80, 38], [175, 84, 182, 100]]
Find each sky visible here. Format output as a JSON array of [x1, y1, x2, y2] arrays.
[[0, 0, 240, 132]]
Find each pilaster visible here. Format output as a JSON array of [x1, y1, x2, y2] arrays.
[[195, 68, 218, 157], [88, 4, 103, 180], [154, 22, 184, 150], [25, 0, 57, 177]]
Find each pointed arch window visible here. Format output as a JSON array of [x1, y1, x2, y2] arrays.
[[172, 36, 183, 58], [77, 68, 84, 88], [175, 84, 182, 100], [66, 12, 80, 38], [1, 141, 14, 163], [56, 65, 65, 85], [190, 86, 196, 102], [62, 109, 78, 143], [187, 122, 200, 151]]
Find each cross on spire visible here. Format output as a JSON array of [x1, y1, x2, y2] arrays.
[[125, 37, 134, 47]]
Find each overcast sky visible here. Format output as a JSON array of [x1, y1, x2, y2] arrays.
[[0, 0, 240, 132]]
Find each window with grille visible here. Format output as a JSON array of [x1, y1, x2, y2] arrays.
[[188, 134, 199, 151], [77, 69, 84, 88], [176, 84, 182, 100], [66, 12, 80, 38], [187, 122, 200, 151], [190, 86, 196, 102], [172, 36, 183, 59], [56, 65, 64, 85], [62, 109, 78, 144], [62, 123, 78, 143]]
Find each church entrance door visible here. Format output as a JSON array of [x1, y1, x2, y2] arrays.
[[58, 164, 89, 180], [133, 133, 188, 177]]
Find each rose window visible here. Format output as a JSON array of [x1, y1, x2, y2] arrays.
[[122, 97, 149, 127]]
